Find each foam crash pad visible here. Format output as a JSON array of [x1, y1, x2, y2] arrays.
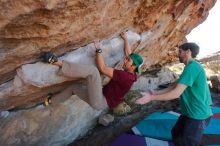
[[109, 133, 174, 146], [132, 107, 220, 140]]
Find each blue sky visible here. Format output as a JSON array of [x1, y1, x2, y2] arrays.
[[186, 0, 220, 58]]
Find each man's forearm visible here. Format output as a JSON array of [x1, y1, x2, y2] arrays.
[[153, 90, 179, 101], [153, 84, 176, 95], [153, 83, 185, 101], [96, 53, 105, 72], [123, 37, 131, 56]]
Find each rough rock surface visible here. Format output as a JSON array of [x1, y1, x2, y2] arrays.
[[210, 75, 220, 92], [0, 0, 217, 145], [132, 67, 178, 91], [0, 0, 216, 110], [0, 95, 101, 146], [0, 31, 140, 110], [200, 52, 220, 92], [0, 0, 216, 85], [0, 67, 177, 146]]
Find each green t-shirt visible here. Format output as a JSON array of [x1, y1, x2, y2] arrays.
[[178, 60, 212, 119]]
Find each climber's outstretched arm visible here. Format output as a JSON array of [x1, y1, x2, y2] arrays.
[[94, 42, 114, 78], [120, 32, 131, 57]]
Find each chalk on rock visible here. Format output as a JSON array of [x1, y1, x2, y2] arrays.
[[0, 111, 9, 118], [98, 114, 114, 126]]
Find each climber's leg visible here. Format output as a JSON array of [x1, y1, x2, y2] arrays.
[[41, 52, 107, 110], [60, 61, 108, 110], [51, 84, 76, 106]]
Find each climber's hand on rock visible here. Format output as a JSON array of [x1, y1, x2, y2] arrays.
[[94, 41, 102, 50], [120, 32, 127, 40]]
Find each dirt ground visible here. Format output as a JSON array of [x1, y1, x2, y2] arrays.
[[69, 90, 220, 146]]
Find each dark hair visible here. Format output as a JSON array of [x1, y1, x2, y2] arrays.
[[179, 42, 200, 58]]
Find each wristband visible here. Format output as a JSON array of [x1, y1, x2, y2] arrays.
[[96, 49, 102, 53]]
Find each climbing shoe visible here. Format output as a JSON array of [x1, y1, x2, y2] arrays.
[[42, 52, 58, 64], [44, 93, 53, 106], [112, 101, 131, 116]]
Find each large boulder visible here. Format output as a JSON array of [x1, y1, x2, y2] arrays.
[[210, 75, 220, 92], [0, 67, 178, 146], [0, 31, 140, 110], [0, 0, 216, 84], [0, 0, 217, 145], [0, 95, 101, 146]]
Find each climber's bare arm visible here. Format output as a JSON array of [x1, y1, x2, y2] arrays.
[[94, 42, 113, 78], [120, 32, 131, 56]]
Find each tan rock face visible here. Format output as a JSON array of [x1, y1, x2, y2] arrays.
[[0, 95, 101, 146], [0, 0, 217, 109], [0, 67, 177, 146], [0, 0, 216, 83], [0, 31, 140, 110]]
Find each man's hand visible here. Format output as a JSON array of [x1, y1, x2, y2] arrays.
[[120, 32, 131, 56], [120, 32, 127, 40], [135, 91, 154, 105], [94, 41, 102, 50]]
